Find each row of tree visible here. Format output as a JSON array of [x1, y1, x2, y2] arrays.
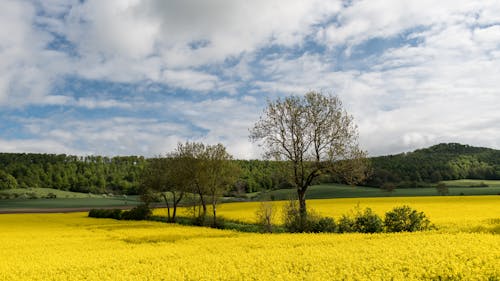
[[140, 142, 239, 224], [0, 153, 144, 194], [0, 152, 299, 194], [2, 143, 499, 194]]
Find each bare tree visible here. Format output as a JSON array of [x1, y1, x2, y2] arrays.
[[250, 91, 369, 217]]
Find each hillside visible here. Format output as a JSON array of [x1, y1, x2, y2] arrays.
[[367, 143, 500, 187], [1, 143, 499, 194]]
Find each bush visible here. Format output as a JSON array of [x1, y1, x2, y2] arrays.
[[311, 217, 337, 233], [338, 214, 356, 233], [338, 207, 383, 233], [384, 205, 431, 232], [88, 209, 122, 220], [256, 202, 276, 233], [45, 192, 57, 199], [121, 205, 152, 220], [354, 208, 383, 233], [282, 200, 305, 232], [282, 200, 336, 233]]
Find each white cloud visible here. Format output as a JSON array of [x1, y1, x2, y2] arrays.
[[251, 9, 500, 156], [166, 97, 264, 158], [317, 0, 495, 49], [58, 0, 343, 86], [1, 0, 500, 158], [16, 116, 195, 156], [0, 138, 87, 155]]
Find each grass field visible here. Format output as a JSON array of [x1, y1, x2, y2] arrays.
[[0, 196, 499, 280], [0, 188, 140, 210], [442, 179, 500, 187], [256, 181, 500, 201], [0, 197, 140, 210], [1, 179, 500, 210], [0, 187, 109, 198]]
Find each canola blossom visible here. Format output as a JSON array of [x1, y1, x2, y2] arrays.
[[213, 195, 500, 232], [0, 196, 499, 280]]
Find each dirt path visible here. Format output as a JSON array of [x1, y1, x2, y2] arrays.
[[0, 206, 135, 214]]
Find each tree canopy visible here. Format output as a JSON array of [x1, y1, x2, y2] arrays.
[[250, 91, 369, 215]]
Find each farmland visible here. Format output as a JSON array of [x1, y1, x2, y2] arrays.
[[255, 180, 500, 201], [2, 180, 500, 211], [1, 196, 499, 280]]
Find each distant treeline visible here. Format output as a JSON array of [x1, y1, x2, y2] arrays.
[[0, 153, 296, 194], [367, 143, 500, 188], [1, 143, 499, 194], [0, 153, 145, 194]]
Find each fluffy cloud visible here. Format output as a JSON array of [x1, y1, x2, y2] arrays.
[[1, 0, 500, 158]]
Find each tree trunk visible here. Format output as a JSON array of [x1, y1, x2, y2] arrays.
[[200, 194, 207, 219], [161, 193, 171, 222], [297, 188, 307, 219], [212, 200, 217, 227], [172, 191, 184, 223]]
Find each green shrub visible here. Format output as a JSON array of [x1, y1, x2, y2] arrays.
[[89, 209, 122, 220], [282, 200, 337, 233], [384, 205, 431, 232], [121, 205, 152, 220], [338, 207, 383, 233], [353, 208, 383, 233], [311, 217, 337, 233], [26, 192, 38, 199], [88, 209, 122, 220], [45, 192, 57, 199], [338, 214, 356, 233], [282, 200, 303, 232]]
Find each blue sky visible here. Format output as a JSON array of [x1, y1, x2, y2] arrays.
[[1, 0, 500, 158]]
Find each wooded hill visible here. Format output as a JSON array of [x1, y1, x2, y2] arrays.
[[0, 143, 499, 194], [367, 143, 500, 187]]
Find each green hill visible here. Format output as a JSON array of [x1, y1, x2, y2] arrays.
[[367, 143, 500, 187]]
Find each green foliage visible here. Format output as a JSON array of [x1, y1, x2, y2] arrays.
[[282, 200, 337, 233], [337, 207, 383, 233], [384, 205, 432, 232], [354, 208, 384, 233], [121, 205, 152, 220], [88, 209, 122, 220], [0, 153, 145, 194], [368, 143, 500, 188], [45, 192, 57, 199], [311, 217, 337, 233], [0, 170, 18, 190], [337, 214, 356, 233]]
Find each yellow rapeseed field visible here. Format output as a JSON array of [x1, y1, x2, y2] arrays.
[[214, 195, 500, 232], [1, 196, 499, 280]]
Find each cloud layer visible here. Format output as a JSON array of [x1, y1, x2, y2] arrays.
[[0, 0, 499, 158]]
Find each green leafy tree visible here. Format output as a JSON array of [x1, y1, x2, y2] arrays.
[[0, 170, 18, 190], [140, 157, 185, 222], [175, 142, 239, 226]]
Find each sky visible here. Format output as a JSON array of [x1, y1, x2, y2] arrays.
[[1, 0, 500, 159]]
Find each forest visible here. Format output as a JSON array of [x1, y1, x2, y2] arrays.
[[0, 143, 499, 194], [367, 143, 500, 188]]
